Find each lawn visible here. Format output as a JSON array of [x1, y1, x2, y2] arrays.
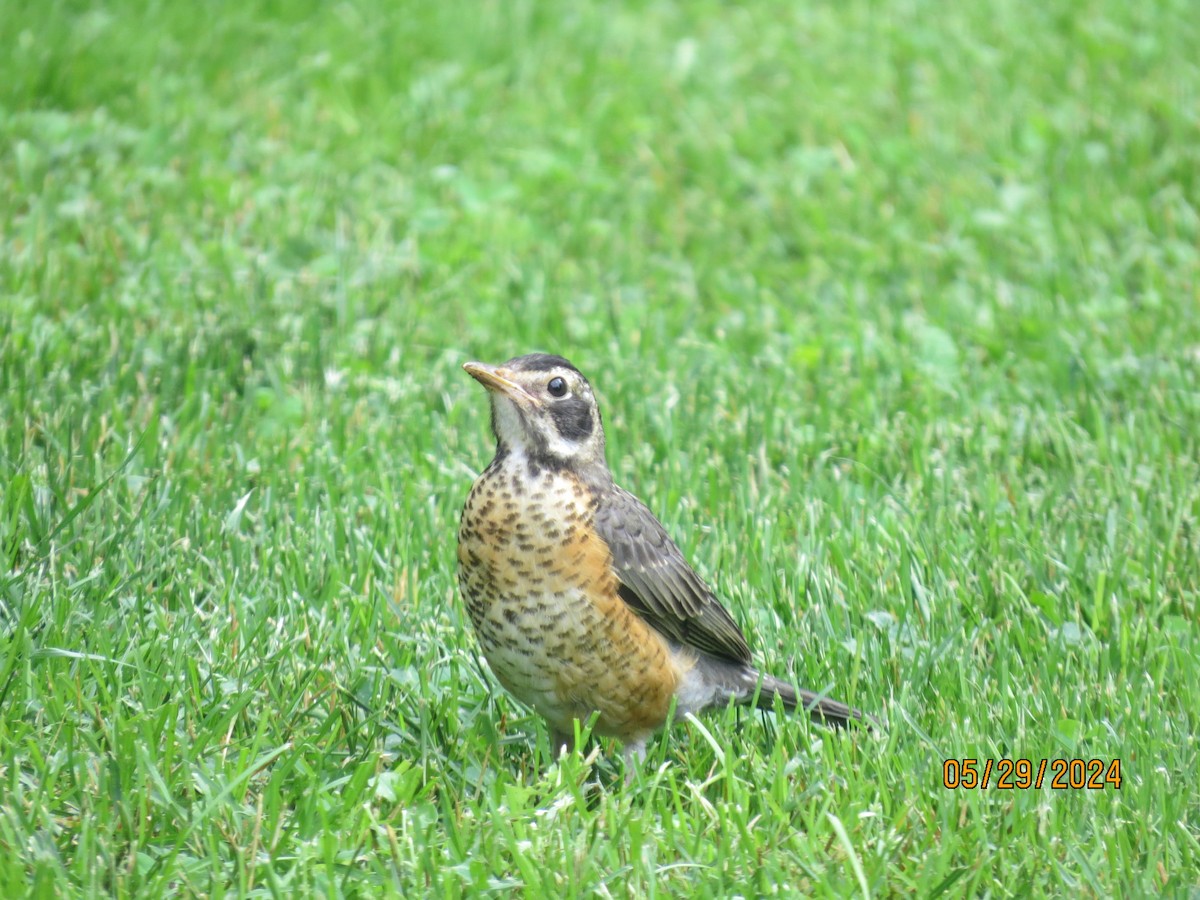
[[2, 0, 1198, 895]]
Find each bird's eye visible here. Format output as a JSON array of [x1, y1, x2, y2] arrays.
[[547, 377, 568, 397]]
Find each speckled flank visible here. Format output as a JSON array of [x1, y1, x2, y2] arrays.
[[458, 457, 684, 743]]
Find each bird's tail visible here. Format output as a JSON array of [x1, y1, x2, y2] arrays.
[[749, 671, 875, 729]]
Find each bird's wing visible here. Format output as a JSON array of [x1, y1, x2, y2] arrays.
[[593, 485, 753, 664]]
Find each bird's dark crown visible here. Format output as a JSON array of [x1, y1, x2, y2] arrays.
[[504, 353, 583, 376]]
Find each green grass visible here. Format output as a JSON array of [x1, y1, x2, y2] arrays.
[[2, 0, 1199, 894]]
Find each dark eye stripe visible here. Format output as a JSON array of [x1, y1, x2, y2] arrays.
[[549, 397, 593, 441]]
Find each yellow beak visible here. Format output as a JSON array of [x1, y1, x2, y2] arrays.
[[463, 362, 535, 404]]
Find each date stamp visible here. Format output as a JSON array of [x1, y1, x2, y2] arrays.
[[943, 758, 1121, 790]]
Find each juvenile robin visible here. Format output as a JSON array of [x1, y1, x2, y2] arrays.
[[457, 353, 871, 770]]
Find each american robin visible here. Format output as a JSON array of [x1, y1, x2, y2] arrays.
[[457, 353, 871, 770]]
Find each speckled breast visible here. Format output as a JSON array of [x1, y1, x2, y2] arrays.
[[457, 455, 681, 739]]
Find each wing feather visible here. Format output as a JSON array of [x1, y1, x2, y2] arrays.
[[594, 486, 752, 663]]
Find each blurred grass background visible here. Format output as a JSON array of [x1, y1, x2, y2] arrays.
[[2, 0, 1198, 895]]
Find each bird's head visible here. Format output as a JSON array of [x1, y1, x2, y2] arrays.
[[463, 353, 608, 474]]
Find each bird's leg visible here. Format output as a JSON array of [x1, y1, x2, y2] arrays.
[[549, 729, 574, 761], [622, 739, 647, 784]]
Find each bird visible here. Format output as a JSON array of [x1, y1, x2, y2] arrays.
[[457, 352, 871, 772]]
